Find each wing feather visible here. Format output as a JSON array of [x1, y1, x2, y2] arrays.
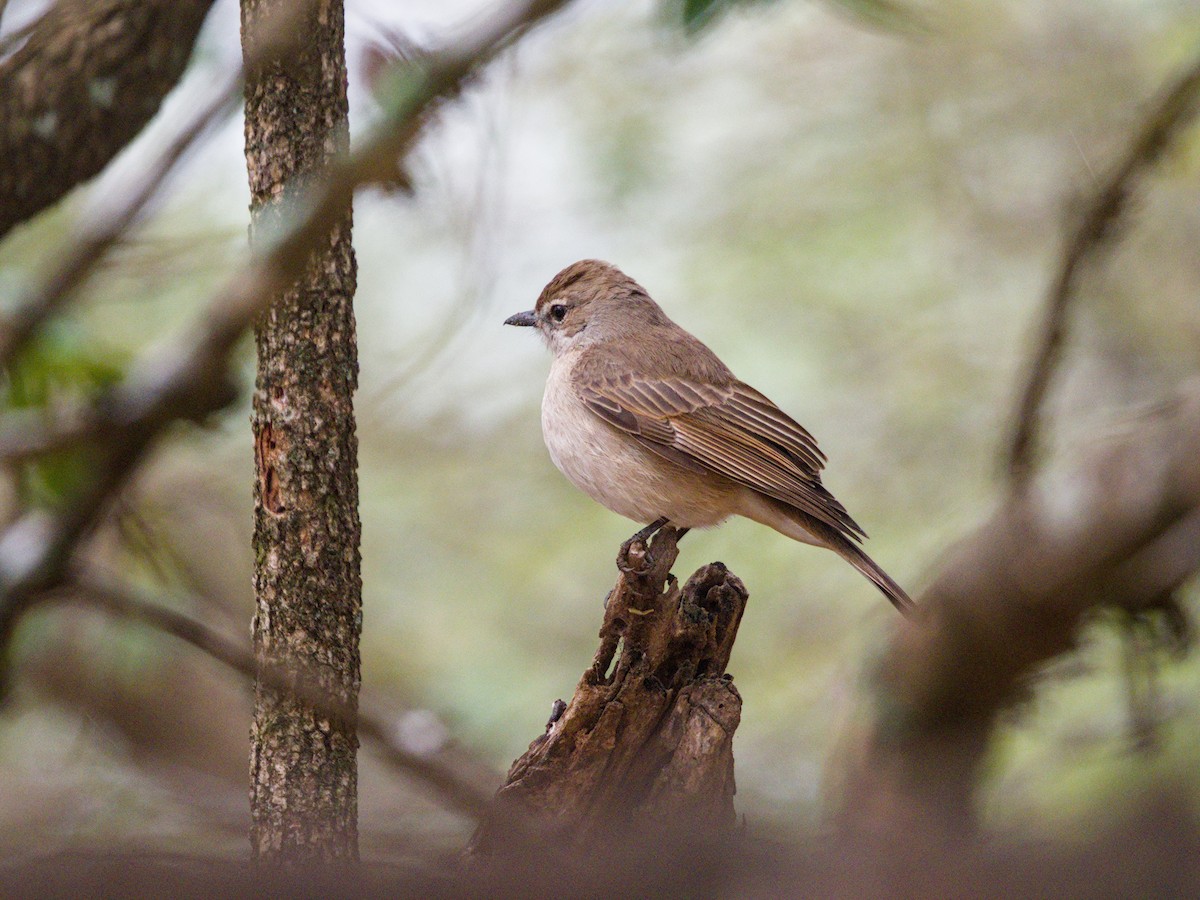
[[576, 371, 866, 542], [673, 416, 863, 538], [723, 390, 826, 471]]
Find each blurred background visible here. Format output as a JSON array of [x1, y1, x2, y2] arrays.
[[1, 0, 1199, 863]]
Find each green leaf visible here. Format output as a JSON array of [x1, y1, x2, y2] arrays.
[[825, 0, 927, 34], [1, 323, 124, 411], [668, 0, 923, 36], [681, 0, 726, 34], [2, 324, 127, 509]]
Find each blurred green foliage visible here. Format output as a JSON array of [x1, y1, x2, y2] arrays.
[[1, 325, 125, 509], [673, 0, 769, 34]]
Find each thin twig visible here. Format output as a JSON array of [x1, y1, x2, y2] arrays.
[[55, 571, 494, 820], [1007, 52, 1200, 485], [0, 404, 103, 461], [0, 75, 238, 368]]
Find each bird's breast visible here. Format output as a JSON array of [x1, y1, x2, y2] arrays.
[[540, 354, 737, 528], [541, 358, 630, 506]]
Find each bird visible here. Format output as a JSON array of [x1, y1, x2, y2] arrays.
[[504, 259, 912, 614]]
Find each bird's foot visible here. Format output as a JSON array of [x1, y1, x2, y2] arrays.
[[618, 517, 668, 576], [628, 517, 669, 546]]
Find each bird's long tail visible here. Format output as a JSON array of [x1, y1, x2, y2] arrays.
[[741, 494, 915, 614], [828, 536, 914, 615]]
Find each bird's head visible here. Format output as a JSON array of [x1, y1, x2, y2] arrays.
[[504, 259, 666, 355]]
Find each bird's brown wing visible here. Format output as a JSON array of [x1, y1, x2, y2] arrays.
[[576, 371, 867, 542]]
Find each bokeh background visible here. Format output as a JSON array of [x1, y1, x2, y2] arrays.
[[2, 0, 1199, 862]]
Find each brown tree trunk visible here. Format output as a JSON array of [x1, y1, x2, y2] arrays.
[[241, 0, 361, 865], [0, 0, 217, 240], [468, 528, 747, 857]]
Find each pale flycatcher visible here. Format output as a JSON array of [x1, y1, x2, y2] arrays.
[[505, 259, 912, 613]]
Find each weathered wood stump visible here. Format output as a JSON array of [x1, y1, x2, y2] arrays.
[[468, 527, 748, 856]]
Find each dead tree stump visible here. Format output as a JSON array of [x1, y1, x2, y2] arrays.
[[469, 527, 748, 856]]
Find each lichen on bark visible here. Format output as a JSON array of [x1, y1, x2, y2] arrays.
[[241, 0, 361, 865]]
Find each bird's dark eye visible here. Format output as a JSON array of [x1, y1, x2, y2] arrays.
[[549, 304, 567, 322]]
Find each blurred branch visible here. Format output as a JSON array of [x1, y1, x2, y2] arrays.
[[0, 0, 218, 240], [0, 11, 38, 59], [0, 0, 574, 686], [0, 334, 241, 676], [0, 0, 321, 372], [1007, 53, 1200, 485], [837, 384, 1200, 837], [911, 51, 1200, 847], [0, 67, 240, 371], [51, 570, 494, 820], [0, 404, 102, 461]]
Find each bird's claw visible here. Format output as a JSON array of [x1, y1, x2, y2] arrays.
[[617, 538, 654, 577]]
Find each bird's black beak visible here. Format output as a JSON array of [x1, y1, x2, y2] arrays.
[[504, 310, 537, 327]]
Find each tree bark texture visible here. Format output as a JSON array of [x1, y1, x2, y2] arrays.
[[833, 384, 1200, 839], [469, 528, 747, 856], [241, 0, 361, 864], [0, 0, 216, 241]]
